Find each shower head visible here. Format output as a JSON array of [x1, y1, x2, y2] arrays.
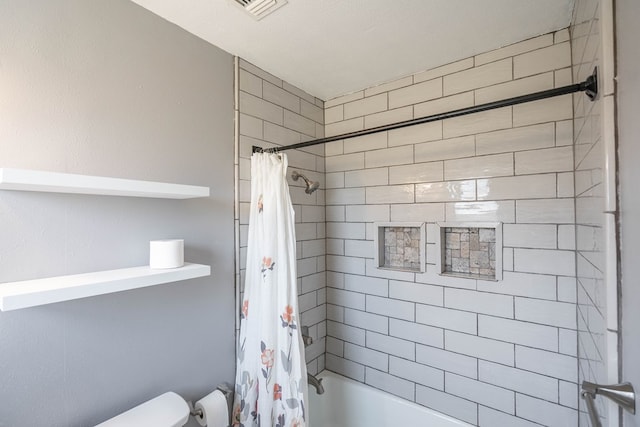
[[291, 171, 320, 194]]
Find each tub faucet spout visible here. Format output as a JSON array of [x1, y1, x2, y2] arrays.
[[308, 373, 325, 395]]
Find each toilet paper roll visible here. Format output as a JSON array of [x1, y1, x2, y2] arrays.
[[195, 390, 229, 427], [149, 239, 184, 269]]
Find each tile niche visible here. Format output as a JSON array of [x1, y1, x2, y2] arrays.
[[374, 222, 426, 272], [435, 222, 503, 281]]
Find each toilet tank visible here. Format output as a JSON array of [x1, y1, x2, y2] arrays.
[[96, 392, 190, 427]]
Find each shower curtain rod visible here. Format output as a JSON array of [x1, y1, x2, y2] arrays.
[[253, 68, 598, 154]]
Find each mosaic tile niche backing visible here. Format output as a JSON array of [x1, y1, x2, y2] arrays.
[[383, 226, 421, 271], [444, 227, 496, 279]]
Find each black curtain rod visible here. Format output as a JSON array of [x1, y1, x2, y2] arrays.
[[253, 67, 598, 154]]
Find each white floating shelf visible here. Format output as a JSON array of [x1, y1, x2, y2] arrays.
[[0, 168, 209, 199], [0, 263, 211, 311]]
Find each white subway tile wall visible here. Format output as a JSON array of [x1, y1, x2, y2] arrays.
[[571, 0, 611, 426], [232, 22, 605, 426], [323, 30, 578, 426], [235, 59, 326, 375]]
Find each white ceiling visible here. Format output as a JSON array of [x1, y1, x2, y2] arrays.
[[130, 0, 575, 101]]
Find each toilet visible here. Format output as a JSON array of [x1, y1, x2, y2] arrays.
[[96, 392, 193, 427], [96, 386, 232, 427]]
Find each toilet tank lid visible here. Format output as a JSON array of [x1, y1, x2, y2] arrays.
[[96, 392, 190, 427]]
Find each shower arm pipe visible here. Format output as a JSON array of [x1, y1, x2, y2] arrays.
[[253, 67, 598, 154]]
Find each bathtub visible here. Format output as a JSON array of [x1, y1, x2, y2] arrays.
[[308, 371, 472, 427]]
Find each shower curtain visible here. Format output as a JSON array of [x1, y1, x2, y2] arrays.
[[232, 152, 308, 427]]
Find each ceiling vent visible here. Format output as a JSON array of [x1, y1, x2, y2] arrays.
[[234, 0, 288, 20]]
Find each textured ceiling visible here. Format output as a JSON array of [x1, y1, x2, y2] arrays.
[[129, 0, 575, 100]]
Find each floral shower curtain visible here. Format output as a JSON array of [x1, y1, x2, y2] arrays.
[[232, 153, 308, 427]]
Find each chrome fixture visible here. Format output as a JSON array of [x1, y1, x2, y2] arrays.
[[301, 325, 313, 347], [300, 325, 324, 394], [308, 373, 325, 395], [581, 381, 636, 426], [291, 171, 320, 194], [189, 383, 234, 423], [582, 381, 635, 413]]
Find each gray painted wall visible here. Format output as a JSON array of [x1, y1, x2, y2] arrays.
[[0, 1, 235, 426], [617, 0, 640, 425]]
